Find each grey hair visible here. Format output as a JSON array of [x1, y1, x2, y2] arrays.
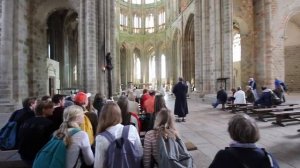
[[228, 114, 260, 143]]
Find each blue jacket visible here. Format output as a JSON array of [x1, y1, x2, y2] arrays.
[[255, 89, 272, 107]]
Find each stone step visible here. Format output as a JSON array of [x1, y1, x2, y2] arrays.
[[0, 150, 29, 168]]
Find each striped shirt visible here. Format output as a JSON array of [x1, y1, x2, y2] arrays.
[[143, 130, 159, 168]]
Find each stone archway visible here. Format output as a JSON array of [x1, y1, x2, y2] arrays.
[[47, 9, 79, 91], [183, 14, 195, 86], [232, 17, 253, 89], [284, 12, 300, 92]]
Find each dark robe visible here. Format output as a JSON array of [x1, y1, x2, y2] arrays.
[[172, 81, 189, 117]]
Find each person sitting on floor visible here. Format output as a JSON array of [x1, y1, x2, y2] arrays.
[[209, 114, 279, 168]]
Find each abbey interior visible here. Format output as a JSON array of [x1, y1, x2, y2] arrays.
[[0, 0, 300, 111]]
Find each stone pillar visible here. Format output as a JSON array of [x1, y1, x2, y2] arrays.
[[84, 0, 97, 94], [78, 0, 85, 90], [0, 0, 14, 111], [254, 0, 273, 88], [98, 0, 115, 96], [202, 0, 217, 93], [222, 0, 233, 91], [194, 0, 203, 93]]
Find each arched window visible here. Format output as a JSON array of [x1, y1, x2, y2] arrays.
[[120, 13, 128, 26], [133, 14, 141, 28], [149, 56, 156, 82], [132, 0, 141, 4], [233, 33, 241, 62], [134, 56, 141, 80], [161, 54, 166, 79], [145, 13, 154, 27], [158, 11, 165, 25], [145, 0, 155, 4], [145, 13, 154, 33], [232, 32, 241, 88]]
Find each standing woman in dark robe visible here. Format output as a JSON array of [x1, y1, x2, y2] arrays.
[[172, 77, 189, 122]]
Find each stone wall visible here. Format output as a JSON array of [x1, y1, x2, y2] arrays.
[[266, 0, 300, 87], [285, 45, 300, 91]]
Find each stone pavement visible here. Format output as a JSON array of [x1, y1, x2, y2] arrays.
[[165, 93, 300, 168], [0, 93, 300, 168]]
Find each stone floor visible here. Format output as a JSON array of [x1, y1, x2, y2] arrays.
[[165, 93, 300, 168], [0, 93, 300, 168]]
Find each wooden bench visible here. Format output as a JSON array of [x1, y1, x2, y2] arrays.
[[269, 110, 300, 126], [252, 106, 300, 122], [276, 103, 299, 107], [226, 103, 252, 113]]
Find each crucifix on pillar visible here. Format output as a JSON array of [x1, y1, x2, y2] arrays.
[[106, 52, 113, 100]]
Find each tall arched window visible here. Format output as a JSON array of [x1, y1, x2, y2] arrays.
[[158, 11, 165, 25], [132, 0, 141, 4], [145, 13, 154, 33], [145, 0, 155, 4], [233, 32, 241, 88], [133, 14, 141, 28], [134, 56, 141, 80], [120, 13, 128, 26], [233, 33, 241, 62], [149, 56, 156, 82], [161, 54, 166, 79]]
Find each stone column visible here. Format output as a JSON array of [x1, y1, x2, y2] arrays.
[[84, 0, 97, 94], [264, 0, 273, 86], [194, 0, 203, 92], [0, 0, 14, 110], [254, 0, 272, 87], [222, 0, 233, 91]]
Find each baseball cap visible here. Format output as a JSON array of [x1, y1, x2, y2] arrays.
[[74, 92, 91, 104]]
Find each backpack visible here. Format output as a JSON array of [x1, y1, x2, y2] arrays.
[[0, 121, 18, 150], [158, 135, 193, 168], [100, 125, 143, 168], [0, 109, 26, 150], [32, 128, 80, 168], [80, 115, 94, 145]]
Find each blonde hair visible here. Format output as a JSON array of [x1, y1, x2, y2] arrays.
[[154, 108, 177, 139], [97, 101, 122, 133], [54, 105, 84, 146]]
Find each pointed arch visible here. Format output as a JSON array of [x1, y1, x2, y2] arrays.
[[183, 14, 195, 85]]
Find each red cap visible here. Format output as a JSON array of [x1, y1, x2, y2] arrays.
[[74, 92, 91, 104]]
